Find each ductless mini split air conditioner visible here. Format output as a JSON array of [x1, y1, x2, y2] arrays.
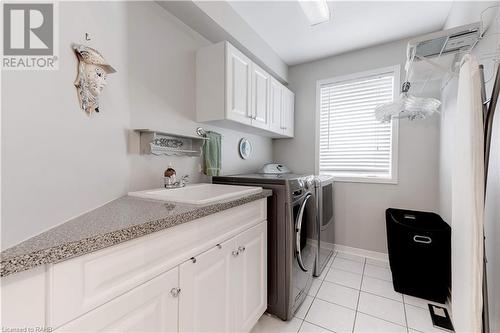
[[405, 22, 481, 84], [409, 22, 481, 58]]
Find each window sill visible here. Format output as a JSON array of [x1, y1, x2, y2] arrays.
[[324, 175, 398, 185]]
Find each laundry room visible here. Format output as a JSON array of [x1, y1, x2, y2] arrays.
[[1, 1, 499, 333]]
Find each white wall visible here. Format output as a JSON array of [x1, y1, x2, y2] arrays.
[[158, 0, 289, 83], [274, 38, 441, 253], [124, 2, 273, 191], [1, 1, 273, 250], [193, 0, 288, 82], [440, 2, 500, 332], [1, 2, 131, 250]]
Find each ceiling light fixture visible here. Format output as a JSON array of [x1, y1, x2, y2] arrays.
[[298, 0, 330, 26]]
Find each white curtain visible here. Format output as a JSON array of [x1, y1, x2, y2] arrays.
[[451, 54, 484, 333]]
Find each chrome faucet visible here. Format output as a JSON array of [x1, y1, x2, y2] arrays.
[[164, 167, 189, 189], [179, 175, 189, 187]]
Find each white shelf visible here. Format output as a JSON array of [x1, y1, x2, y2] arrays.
[[135, 129, 206, 157]]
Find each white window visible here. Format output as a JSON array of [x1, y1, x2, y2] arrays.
[[316, 66, 399, 184]]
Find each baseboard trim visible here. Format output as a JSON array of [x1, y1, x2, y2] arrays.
[[334, 244, 389, 262]]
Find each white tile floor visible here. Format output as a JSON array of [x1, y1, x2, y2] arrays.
[[251, 251, 450, 333]]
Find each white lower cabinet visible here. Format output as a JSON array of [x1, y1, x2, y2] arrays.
[[2, 201, 267, 333], [179, 237, 235, 333], [233, 222, 267, 333], [53, 219, 267, 333], [56, 267, 179, 332], [179, 221, 267, 333]]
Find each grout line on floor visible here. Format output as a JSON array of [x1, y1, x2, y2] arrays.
[[312, 292, 361, 312], [319, 279, 360, 292], [362, 273, 393, 283], [351, 257, 366, 333], [302, 251, 434, 333], [365, 263, 390, 269], [407, 328, 425, 333], [402, 295, 447, 309], [310, 252, 333, 297], [328, 265, 393, 286], [365, 274, 392, 283], [326, 251, 338, 269], [355, 310, 409, 330], [358, 290, 404, 304], [329, 265, 364, 276], [315, 251, 338, 284], [254, 250, 448, 333], [314, 277, 325, 298], [302, 319, 336, 333], [402, 299, 410, 333], [301, 294, 315, 320], [296, 318, 305, 333], [314, 295, 357, 312], [311, 287, 405, 315], [300, 253, 338, 321]]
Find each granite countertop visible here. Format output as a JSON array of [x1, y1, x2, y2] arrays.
[[0, 189, 272, 277]]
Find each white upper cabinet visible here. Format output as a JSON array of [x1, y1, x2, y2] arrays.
[[283, 88, 295, 137], [269, 77, 283, 133], [226, 44, 252, 125], [270, 77, 294, 137], [250, 63, 270, 130], [196, 41, 294, 138]]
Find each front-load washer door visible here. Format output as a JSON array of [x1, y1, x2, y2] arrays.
[[291, 192, 316, 314]]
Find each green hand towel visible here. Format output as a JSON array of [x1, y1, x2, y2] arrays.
[[203, 131, 222, 176]]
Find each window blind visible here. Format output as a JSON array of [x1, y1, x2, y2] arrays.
[[319, 71, 396, 178]]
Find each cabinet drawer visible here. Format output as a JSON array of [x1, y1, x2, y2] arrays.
[[48, 199, 266, 328], [56, 267, 179, 332]]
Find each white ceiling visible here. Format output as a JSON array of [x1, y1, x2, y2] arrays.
[[228, 1, 454, 66]]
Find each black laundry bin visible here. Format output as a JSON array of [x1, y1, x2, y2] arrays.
[[386, 208, 451, 303]]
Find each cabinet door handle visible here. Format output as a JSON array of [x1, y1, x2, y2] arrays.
[[216, 244, 222, 249], [238, 246, 246, 252], [170, 288, 181, 297], [190, 257, 197, 263], [232, 250, 240, 257]]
